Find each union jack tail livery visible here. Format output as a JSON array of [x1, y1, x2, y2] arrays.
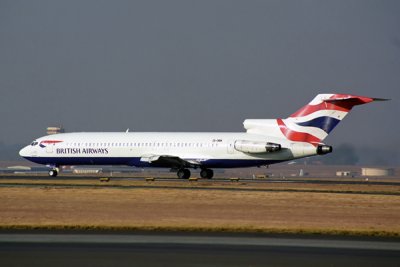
[[278, 94, 387, 144]]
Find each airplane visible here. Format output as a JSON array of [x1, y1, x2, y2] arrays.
[[19, 94, 386, 178]]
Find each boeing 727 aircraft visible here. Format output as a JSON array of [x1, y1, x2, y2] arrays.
[[19, 94, 386, 178]]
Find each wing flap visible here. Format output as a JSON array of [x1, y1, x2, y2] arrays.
[[140, 155, 201, 168]]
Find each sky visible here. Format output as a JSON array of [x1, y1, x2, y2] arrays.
[[0, 0, 399, 163]]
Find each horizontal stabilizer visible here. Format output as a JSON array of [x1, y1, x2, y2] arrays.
[[371, 98, 390, 101], [322, 94, 389, 106]]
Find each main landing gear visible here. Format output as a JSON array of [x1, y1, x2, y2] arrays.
[[176, 168, 214, 179], [200, 169, 214, 179], [177, 168, 191, 179]]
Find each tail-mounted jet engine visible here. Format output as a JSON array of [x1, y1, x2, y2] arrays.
[[234, 140, 281, 154], [317, 145, 333, 155]]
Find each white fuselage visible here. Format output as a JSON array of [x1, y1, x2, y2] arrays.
[[19, 132, 319, 168]]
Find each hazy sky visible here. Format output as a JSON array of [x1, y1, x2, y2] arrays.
[[1, 0, 399, 152]]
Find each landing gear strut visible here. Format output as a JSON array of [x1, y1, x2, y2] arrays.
[[177, 168, 191, 179], [200, 169, 214, 179], [48, 169, 58, 177]]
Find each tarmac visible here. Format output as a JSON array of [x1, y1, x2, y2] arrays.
[[0, 232, 399, 267]]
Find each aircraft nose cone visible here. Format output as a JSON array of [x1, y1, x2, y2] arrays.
[[19, 146, 29, 157]]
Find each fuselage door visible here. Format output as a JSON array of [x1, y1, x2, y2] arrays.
[[46, 144, 54, 153], [227, 141, 235, 154]]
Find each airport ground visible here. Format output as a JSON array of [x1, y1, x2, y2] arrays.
[[1, 173, 399, 266], [0, 174, 399, 236]]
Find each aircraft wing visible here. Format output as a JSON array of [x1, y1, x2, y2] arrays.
[[140, 155, 202, 168]]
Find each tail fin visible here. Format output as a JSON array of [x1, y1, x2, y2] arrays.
[[277, 94, 387, 144]]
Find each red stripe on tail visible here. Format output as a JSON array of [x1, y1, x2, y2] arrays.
[[277, 119, 321, 144], [290, 94, 375, 118], [290, 102, 350, 118]]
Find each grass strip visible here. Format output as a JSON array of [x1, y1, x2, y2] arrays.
[[0, 182, 399, 196], [0, 224, 399, 238]]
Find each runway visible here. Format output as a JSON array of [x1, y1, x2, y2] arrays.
[[0, 232, 399, 267], [2, 174, 400, 186]]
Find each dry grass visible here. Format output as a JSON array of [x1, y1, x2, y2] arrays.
[[1, 178, 400, 194], [0, 183, 399, 236]]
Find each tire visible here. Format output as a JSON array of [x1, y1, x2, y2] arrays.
[[177, 169, 191, 179], [206, 169, 214, 179], [200, 169, 213, 179], [48, 170, 58, 177]]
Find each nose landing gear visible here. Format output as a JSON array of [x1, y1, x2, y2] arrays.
[[48, 169, 58, 177], [48, 167, 59, 177]]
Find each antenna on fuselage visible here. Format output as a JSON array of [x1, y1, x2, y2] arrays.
[[126, 128, 130, 133]]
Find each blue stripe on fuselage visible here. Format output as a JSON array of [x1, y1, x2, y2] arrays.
[[22, 156, 283, 168], [296, 116, 340, 133], [23, 157, 138, 166]]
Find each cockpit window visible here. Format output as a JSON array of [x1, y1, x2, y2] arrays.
[[31, 141, 39, 146]]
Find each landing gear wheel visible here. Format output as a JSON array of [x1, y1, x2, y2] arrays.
[[48, 169, 58, 177], [200, 169, 214, 179], [177, 169, 191, 179]]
